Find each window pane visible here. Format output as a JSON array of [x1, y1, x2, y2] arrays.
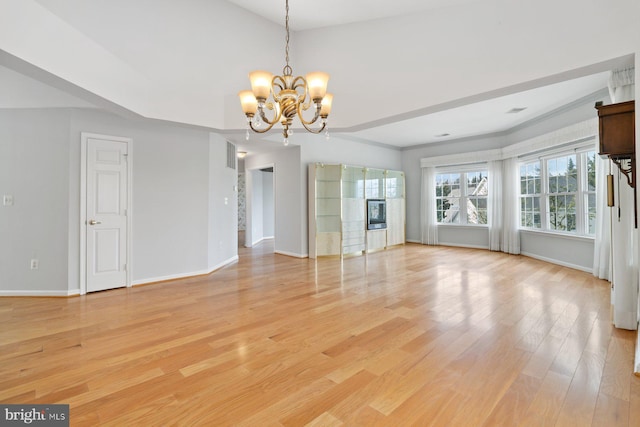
[[588, 193, 596, 234], [587, 151, 596, 192]]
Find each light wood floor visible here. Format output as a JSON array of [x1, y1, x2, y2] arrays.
[[1, 242, 639, 426]]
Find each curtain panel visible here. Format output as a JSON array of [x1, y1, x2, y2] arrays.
[[488, 160, 503, 251], [420, 167, 438, 245]]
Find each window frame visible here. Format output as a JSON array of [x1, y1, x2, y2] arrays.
[[435, 164, 489, 226], [518, 145, 596, 237]]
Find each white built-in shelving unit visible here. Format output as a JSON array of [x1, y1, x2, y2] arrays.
[[309, 163, 405, 258]]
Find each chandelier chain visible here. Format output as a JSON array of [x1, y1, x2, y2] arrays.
[[284, 0, 291, 75]]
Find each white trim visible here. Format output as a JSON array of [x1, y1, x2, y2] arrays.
[[635, 325, 640, 375], [0, 289, 80, 297], [275, 250, 308, 258], [421, 149, 502, 168], [132, 255, 239, 286], [420, 119, 598, 168], [406, 239, 421, 244], [438, 243, 490, 250], [437, 224, 489, 230], [80, 132, 133, 295], [503, 119, 598, 159], [251, 236, 273, 246], [520, 251, 591, 273], [519, 228, 595, 243]]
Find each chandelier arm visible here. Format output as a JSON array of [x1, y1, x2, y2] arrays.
[[259, 103, 283, 126], [296, 101, 321, 126], [249, 118, 277, 134], [299, 120, 326, 134], [291, 76, 308, 102], [273, 75, 286, 92]]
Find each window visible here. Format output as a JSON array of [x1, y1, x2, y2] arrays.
[[519, 150, 596, 235], [436, 170, 488, 225], [520, 161, 541, 228]]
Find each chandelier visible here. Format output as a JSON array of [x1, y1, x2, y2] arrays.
[[238, 0, 333, 146]]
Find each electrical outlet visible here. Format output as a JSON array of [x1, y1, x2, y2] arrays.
[[3, 195, 13, 206], [30, 259, 39, 270]]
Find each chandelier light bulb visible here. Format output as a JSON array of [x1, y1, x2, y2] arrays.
[[238, 0, 332, 140]]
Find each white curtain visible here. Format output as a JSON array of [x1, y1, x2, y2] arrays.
[[421, 167, 438, 245], [607, 66, 637, 330], [608, 66, 635, 103], [592, 146, 612, 281], [488, 160, 503, 251], [501, 157, 520, 254]]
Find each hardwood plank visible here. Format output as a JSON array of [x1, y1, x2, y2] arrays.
[[0, 242, 635, 426]]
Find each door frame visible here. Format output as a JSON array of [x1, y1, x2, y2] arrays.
[[245, 162, 276, 249], [79, 132, 133, 295]]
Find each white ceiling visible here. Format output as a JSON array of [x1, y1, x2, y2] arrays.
[[228, 0, 485, 31], [348, 72, 610, 147], [224, 1, 612, 151], [1, 1, 620, 155]]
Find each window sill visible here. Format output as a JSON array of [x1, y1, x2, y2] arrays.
[[519, 228, 595, 242], [437, 224, 489, 229]]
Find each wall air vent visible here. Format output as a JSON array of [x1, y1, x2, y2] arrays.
[[226, 141, 236, 170]]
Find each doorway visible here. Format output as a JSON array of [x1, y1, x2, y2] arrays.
[[245, 165, 275, 250], [80, 133, 132, 294]]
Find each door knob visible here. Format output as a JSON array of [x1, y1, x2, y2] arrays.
[[89, 220, 102, 225]]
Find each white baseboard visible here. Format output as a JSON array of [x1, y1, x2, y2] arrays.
[[520, 251, 591, 273], [275, 250, 308, 258], [635, 323, 640, 375], [250, 236, 274, 246], [132, 255, 239, 286], [0, 289, 80, 297], [406, 239, 421, 244], [439, 242, 490, 250], [208, 255, 239, 273]]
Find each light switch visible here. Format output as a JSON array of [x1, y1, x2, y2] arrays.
[[3, 195, 13, 206]]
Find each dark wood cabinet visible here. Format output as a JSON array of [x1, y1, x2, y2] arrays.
[[596, 100, 635, 159], [596, 100, 636, 227]]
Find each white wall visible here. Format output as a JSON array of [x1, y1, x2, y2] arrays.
[[208, 133, 238, 271], [262, 171, 274, 238], [4, 1, 638, 130], [297, 0, 640, 129], [249, 170, 264, 245], [0, 107, 238, 295], [245, 147, 303, 256]]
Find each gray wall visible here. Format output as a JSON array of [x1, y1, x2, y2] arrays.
[[0, 109, 71, 294], [400, 95, 605, 271], [245, 146, 303, 256], [1, 107, 238, 295]]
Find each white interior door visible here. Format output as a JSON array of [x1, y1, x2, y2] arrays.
[[86, 137, 128, 292]]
